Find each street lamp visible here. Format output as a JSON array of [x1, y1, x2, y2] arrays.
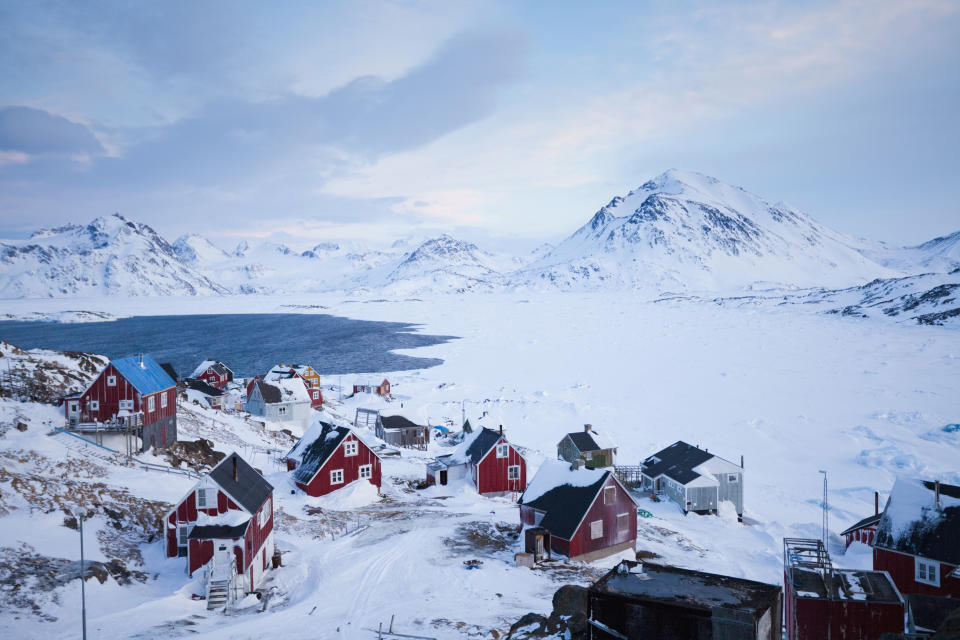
[[75, 507, 88, 640], [819, 470, 829, 551]]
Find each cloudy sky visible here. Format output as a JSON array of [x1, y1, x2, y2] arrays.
[[1, 0, 958, 250]]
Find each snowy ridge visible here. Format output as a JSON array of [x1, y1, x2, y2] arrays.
[[0, 214, 227, 297], [513, 170, 900, 293]]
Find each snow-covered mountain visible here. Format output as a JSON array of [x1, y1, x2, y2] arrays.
[[172, 233, 229, 264], [858, 230, 960, 275], [0, 214, 227, 297], [514, 170, 899, 293], [376, 234, 506, 294]]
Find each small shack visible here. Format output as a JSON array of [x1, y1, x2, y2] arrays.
[[557, 424, 618, 469], [588, 560, 782, 639], [783, 538, 905, 640], [839, 491, 882, 549]]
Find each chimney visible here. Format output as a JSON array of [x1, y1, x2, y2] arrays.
[[935, 480, 941, 510], [875, 491, 879, 516], [139, 353, 145, 368], [233, 455, 238, 483], [499, 424, 503, 435], [740, 455, 744, 469], [584, 424, 593, 432]]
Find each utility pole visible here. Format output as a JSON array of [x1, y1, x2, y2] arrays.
[[338, 376, 342, 402], [819, 470, 829, 549], [77, 507, 88, 640]]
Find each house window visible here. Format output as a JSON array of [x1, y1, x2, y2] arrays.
[[196, 488, 211, 508], [583, 451, 593, 460], [617, 513, 631, 534], [916, 558, 940, 587], [258, 498, 271, 527], [728, 474, 738, 483], [89, 400, 99, 411], [148, 396, 155, 412], [330, 469, 344, 485], [359, 464, 372, 479], [278, 406, 287, 415], [312, 390, 319, 400], [344, 441, 358, 457], [508, 465, 520, 480], [178, 525, 190, 546], [496, 444, 509, 458], [604, 486, 616, 505], [69, 401, 79, 413], [119, 399, 133, 410], [160, 391, 168, 408], [590, 520, 603, 540], [107, 375, 116, 387]]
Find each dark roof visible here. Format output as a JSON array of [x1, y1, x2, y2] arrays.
[[111, 354, 176, 395], [641, 441, 713, 485], [159, 362, 179, 383], [566, 431, 615, 453], [208, 453, 273, 515], [904, 594, 960, 632], [464, 427, 504, 464], [787, 566, 902, 603], [380, 415, 422, 430], [188, 521, 250, 540], [520, 471, 609, 540], [839, 513, 881, 537], [875, 480, 960, 565], [210, 362, 230, 376], [591, 561, 782, 615], [184, 377, 225, 396], [253, 379, 281, 404], [292, 422, 350, 485]]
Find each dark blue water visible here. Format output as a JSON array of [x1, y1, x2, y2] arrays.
[[0, 314, 456, 378]]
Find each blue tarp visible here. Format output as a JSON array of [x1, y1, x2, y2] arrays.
[[111, 354, 176, 395]]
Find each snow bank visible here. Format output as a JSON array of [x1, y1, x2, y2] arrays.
[[309, 479, 381, 510]]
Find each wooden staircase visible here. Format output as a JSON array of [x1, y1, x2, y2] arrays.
[[206, 578, 230, 610]]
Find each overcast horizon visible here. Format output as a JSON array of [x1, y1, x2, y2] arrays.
[[1, 1, 959, 248]]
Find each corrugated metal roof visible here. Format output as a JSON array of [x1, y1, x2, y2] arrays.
[[112, 354, 176, 395]]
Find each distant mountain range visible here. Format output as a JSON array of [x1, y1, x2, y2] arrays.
[[2, 170, 957, 307]]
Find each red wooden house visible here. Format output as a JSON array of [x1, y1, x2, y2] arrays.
[[191, 360, 233, 390], [353, 379, 390, 396], [426, 426, 527, 496], [286, 421, 382, 497], [164, 453, 274, 603], [873, 477, 960, 599], [61, 353, 177, 451], [519, 460, 638, 562]]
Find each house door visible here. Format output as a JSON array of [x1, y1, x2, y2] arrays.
[[655, 478, 661, 492], [439, 470, 448, 486], [536, 535, 545, 559], [68, 401, 79, 419]]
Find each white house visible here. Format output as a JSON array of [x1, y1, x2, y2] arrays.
[[245, 378, 312, 431]]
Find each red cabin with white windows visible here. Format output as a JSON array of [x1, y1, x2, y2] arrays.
[[872, 477, 960, 599], [426, 427, 527, 496], [519, 460, 638, 562], [191, 361, 233, 390], [60, 353, 177, 450], [164, 453, 275, 593], [286, 422, 382, 497], [352, 378, 390, 397]]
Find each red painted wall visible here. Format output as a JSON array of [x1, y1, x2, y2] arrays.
[[845, 525, 877, 548], [790, 595, 903, 639], [567, 476, 636, 558], [197, 368, 228, 389], [65, 363, 176, 427], [295, 434, 382, 497], [874, 547, 960, 598], [476, 438, 526, 495], [165, 486, 243, 558]]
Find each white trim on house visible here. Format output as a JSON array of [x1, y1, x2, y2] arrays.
[[330, 469, 344, 485], [359, 464, 372, 479], [564, 473, 640, 547], [508, 465, 520, 480], [916, 557, 941, 587], [590, 520, 603, 539], [344, 441, 358, 457]]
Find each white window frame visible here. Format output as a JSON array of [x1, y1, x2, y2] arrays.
[[344, 441, 358, 457], [278, 406, 287, 415], [590, 520, 603, 540], [88, 400, 99, 411], [148, 395, 155, 412], [617, 512, 631, 534], [604, 486, 616, 505], [330, 469, 344, 485], [178, 525, 190, 547], [69, 401, 79, 413], [258, 498, 271, 527], [107, 375, 116, 387], [359, 464, 372, 479], [916, 558, 940, 587], [583, 451, 593, 460], [196, 487, 211, 509], [160, 391, 168, 408], [508, 465, 520, 480], [312, 390, 319, 400], [496, 443, 509, 458], [119, 399, 134, 410]]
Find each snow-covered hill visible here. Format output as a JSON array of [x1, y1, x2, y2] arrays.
[[375, 234, 507, 294], [514, 170, 902, 293], [858, 230, 960, 275], [0, 215, 227, 297]]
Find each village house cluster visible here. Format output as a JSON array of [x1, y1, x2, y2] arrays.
[[54, 353, 959, 635]]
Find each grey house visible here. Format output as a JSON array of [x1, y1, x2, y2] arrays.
[[557, 424, 618, 469], [640, 441, 744, 519]]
